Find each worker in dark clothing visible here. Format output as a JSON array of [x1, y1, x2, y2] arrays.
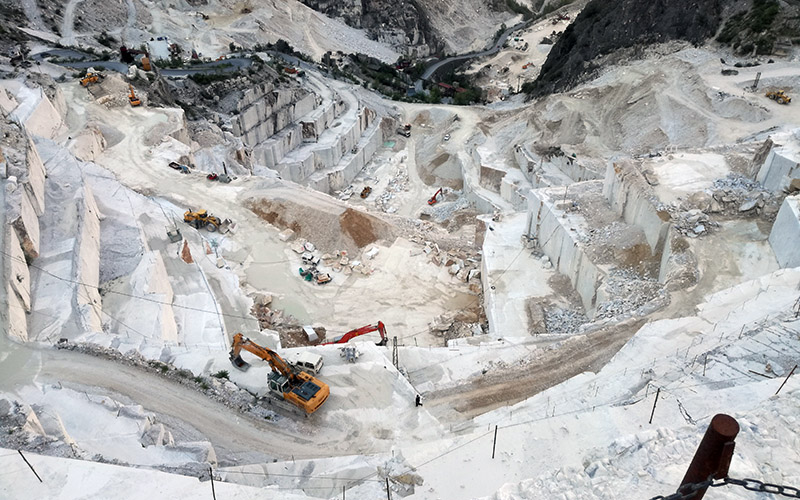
[[415, 394, 422, 407]]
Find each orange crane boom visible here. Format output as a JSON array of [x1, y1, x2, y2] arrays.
[[229, 333, 329, 415], [322, 321, 388, 346]]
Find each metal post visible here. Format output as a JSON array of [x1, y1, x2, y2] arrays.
[[392, 337, 398, 369], [678, 414, 739, 500], [18, 450, 42, 483], [648, 388, 660, 424], [209, 467, 217, 500], [775, 364, 797, 396], [491, 425, 498, 459]]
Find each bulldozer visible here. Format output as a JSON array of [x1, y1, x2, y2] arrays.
[[183, 209, 222, 232], [80, 72, 103, 87], [229, 333, 330, 415], [766, 89, 791, 105]]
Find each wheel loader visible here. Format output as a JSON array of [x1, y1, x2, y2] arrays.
[[80, 72, 103, 87], [766, 90, 791, 105], [184, 209, 222, 232]]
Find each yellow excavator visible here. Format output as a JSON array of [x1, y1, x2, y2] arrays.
[[183, 209, 221, 232], [229, 333, 330, 415], [128, 84, 142, 107]]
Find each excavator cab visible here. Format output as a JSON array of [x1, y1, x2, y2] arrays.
[[268, 372, 290, 394]]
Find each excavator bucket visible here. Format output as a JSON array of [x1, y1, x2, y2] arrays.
[[230, 353, 251, 371]]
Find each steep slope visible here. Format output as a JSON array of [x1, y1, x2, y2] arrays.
[[528, 0, 723, 96], [298, 0, 516, 56]]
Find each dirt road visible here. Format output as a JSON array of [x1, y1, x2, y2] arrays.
[[422, 318, 645, 421], [30, 347, 381, 461]]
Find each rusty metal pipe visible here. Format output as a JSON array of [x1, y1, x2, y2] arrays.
[[678, 414, 740, 500]]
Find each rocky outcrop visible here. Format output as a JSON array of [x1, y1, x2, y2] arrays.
[[1, 117, 47, 340], [529, 0, 722, 97], [298, 0, 441, 56]]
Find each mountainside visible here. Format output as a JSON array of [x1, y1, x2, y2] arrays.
[[298, 0, 439, 57], [528, 0, 723, 96], [298, 0, 514, 56]]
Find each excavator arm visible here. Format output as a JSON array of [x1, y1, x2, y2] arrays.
[[230, 333, 296, 381], [428, 188, 443, 205], [229, 333, 330, 415], [322, 321, 387, 346]]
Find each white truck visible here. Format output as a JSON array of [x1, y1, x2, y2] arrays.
[[291, 351, 324, 376]]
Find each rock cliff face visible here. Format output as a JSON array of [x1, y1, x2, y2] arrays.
[[529, 0, 723, 97], [299, 0, 513, 57], [300, 0, 439, 57]]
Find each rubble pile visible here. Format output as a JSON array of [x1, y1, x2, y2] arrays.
[[54, 342, 287, 422], [428, 311, 485, 345], [412, 241, 482, 291], [0, 399, 77, 457], [420, 191, 469, 224], [544, 307, 588, 334], [709, 173, 781, 218], [670, 207, 718, 237], [595, 268, 668, 320], [660, 236, 700, 291], [660, 174, 781, 237], [251, 303, 298, 330], [375, 164, 410, 213]]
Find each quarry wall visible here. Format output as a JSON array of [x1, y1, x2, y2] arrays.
[[603, 161, 670, 256], [514, 144, 600, 188], [75, 184, 103, 333], [769, 194, 800, 268], [1, 119, 47, 341], [756, 133, 800, 192], [527, 191, 603, 316], [237, 82, 384, 193]]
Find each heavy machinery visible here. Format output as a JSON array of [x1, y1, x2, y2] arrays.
[[427, 188, 443, 205], [360, 186, 372, 198], [229, 333, 329, 415], [128, 85, 141, 107], [80, 72, 103, 87], [766, 89, 791, 105], [183, 209, 221, 232], [299, 266, 332, 284], [168, 161, 190, 174], [322, 321, 388, 346], [207, 162, 233, 183]]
